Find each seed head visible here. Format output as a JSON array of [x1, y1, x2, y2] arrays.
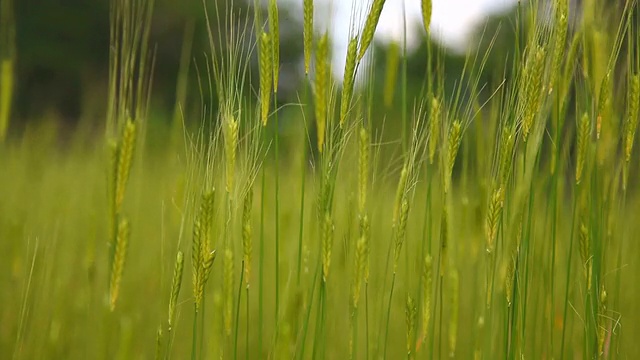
[[168, 250, 185, 331], [576, 112, 591, 184], [314, 33, 329, 152], [259, 32, 272, 126], [358, 0, 387, 61]]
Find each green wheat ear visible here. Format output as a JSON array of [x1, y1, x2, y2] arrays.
[[405, 294, 417, 356], [192, 190, 215, 310], [223, 247, 234, 336], [358, 0, 387, 61], [314, 32, 329, 152], [303, 0, 313, 75], [498, 124, 515, 187], [421, 0, 432, 34], [109, 216, 130, 311], [242, 188, 253, 286], [578, 218, 592, 292], [485, 187, 505, 255], [521, 46, 546, 143], [268, 0, 279, 92], [428, 96, 441, 165], [393, 198, 409, 273], [115, 119, 137, 212], [224, 115, 238, 193], [259, 32, 272, 127], [340, 37, 358, 128], [352, 231, 366, 308], [505, 254, 515, 307], [624, 74, 639, 162], [168, 250, 185, 331], [445, 120, 462, 194], [576, 112, 591, 185], [321, 211, 334, 283], [549, 0, 568, 93]]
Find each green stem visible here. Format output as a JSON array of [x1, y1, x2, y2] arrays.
[[298, 258, 320, 360], [258, 128, 266, 355], [382, 272, 397, 360], [365, 281, 370, 360], [199, 293, 205, 359], [191, 305, 198, 360], [560, 188, 579, 358], [297, 79, 309, 286], [274, 93, 281, 329], [233, 261, 245, 360], [245, 287, 250, 360], [312, 282, 326, 360], [351, 306, 359, 360]]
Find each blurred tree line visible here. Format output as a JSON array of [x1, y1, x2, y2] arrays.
[[9, 0, 304, 134], [5, 0, 638, 138]]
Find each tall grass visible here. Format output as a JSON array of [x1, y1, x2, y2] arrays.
[[2, 0, 640, 359]]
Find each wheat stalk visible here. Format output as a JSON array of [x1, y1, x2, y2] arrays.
[[448, 267, 459, 357], [421, 255, 433, 343]]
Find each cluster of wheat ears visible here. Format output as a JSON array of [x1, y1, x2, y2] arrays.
[[3, 0, 640, 358]]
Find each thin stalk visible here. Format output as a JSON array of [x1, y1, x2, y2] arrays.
[[258, 126, 266, 355], [312, 283, 326, 360], [376, 233, 395, 356], [298, 258, 320, 360], [352, 306, 359, 360], [438, 276, 444, 359], [297, 79, 309, 286], [365, 282, 370, 360], [245, 287, 250, 360], [199, 293, 205, 359], [401, 0, 408, 155], [233, 261, 245, 360], [274, 95, 281, 327], [191, 305, 198, 360], [382, 273, 397, 359], [560, 188, 579, 358]]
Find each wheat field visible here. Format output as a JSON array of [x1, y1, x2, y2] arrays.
[[1, 0, 640, 359]]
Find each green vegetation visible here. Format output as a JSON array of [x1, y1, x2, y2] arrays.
[[2, 0, 640, 359]]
